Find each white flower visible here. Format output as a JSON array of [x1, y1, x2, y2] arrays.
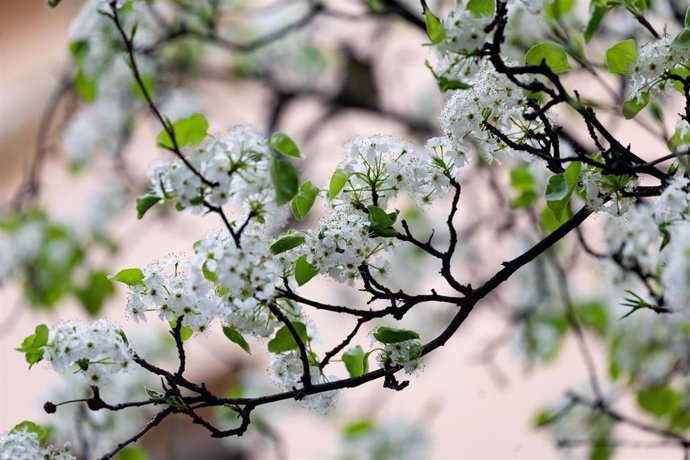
[[628, 35, 688, 99], [604, 205, 661, 275], [654, 177, 690, 224], [430, 10, 492, 82], [376, 339, 424, 374], [440, 61, 543, 163], [267, 350, 339, 413], [43, 320, 132, 385], [0, 427, 75, 460], [661, 224, 690, 315]]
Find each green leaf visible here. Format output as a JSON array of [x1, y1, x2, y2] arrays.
[[540, 206, 569, 232], [75, 70, 97, 102], [424, 8, 445, 45], [47, 0, 63, 7], [373, 326, 420, 344], [270, 132, 303, 159], [533, 409, 554, 427], [685, 6, 690, 27], [156, 114, 208, 150], [342, 345, 368, 378], [270, 232, 306, 254], [623, 92, 649, 119], [437, 76, 472, 92], [466, 0, 495, 17], [637, 387, 679, 418], [343, 419, 375, 439], [267, 322, 310, 353], [180, 326, 193, 341], [545, 0, 575, 19], [201, 260, 218, 282], [114, 446, 149, 460], [510, 167, 537, 208], [270, 156, 299, 205], [291, 181, 319, 221], [110, 268, 144, 287], [294, 255, 319, 286], [68, 39, 89, 63], [368, 205, 398, 237], [329, 168, 350, 200], [222, 325, 251, 354], [671, 28, 690, 49], [574, 301, 609, 336], [33, 324, 49, 348], [525, 43, 572, 73], [545, 162, 581, 219], [368, 206, 395, 227], [584, 2, 610, 43], [10, 421, 48, 441], [605, 39, 637, 75], [16, 325, 48, 368], [136, 193, 161, 219], [75, 270, 115, 316]]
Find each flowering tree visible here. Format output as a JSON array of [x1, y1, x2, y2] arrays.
[[2, 0, 690, 458]]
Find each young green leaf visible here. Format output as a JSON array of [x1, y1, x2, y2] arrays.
[[75, 270, 116, 316], [110, 268, 144, 287], [466, 0, 495, 17], [270, 132, 303, 159], [525, 43, 572, 73], [424, 8, 445, 45], [545, 162, 581, 220], [373, 326, 420, 344], [329, 168, 351, 200], [545, 0, 575, 19], [156, 113, 208, 150], [623, 92, 649, 119], [10, 421, 48, 441], [342, 345, 368, 378], [671, 29, 690, 49], [605, 39, 637, 75], [136, 193, 161, 220], [294, 255, 319, 286], [367, 206, 398, 237], [267, 322, 310, 353], [584, 2, 610, 43], [271, 156, 299, 205], [270, 232, 306, 254], [222, 325, 251, 354], [637, 387, 679, 418], [291, 181, 319, 221]]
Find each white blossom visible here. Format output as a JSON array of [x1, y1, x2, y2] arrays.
[[0, 427, 74, 460], [628, 35, 688, 99], [267, 350, 339, 413], [42, 320, 132, 385], [376, 338, 423, 374]]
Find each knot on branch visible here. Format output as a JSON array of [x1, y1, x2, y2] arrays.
[[382, 365, 409, 391]]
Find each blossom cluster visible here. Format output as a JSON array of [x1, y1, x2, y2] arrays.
[[148, 127, 288, 226], [338, 418, 429, 460], [125, 225, 295, 337], [0, 427, 74, 460], [440, 61, 546, 163], [430, 9, 492, 82], [267, 350, 339, 413], [603, 178, 690, 314], [300, 204, 393, 284], [628, 35, 689, 100], [334, 135, 467, 208], [376, 338, 424, 374], [43, 320, 132, 385], [195, 227, 284, 337]]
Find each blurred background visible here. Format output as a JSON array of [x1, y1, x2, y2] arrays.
[[0, 1, 685, 459]]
